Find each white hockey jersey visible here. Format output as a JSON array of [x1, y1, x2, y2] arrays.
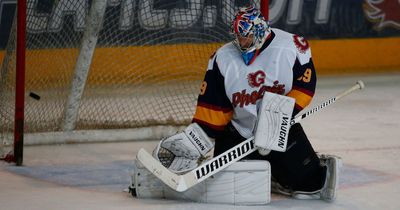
[[193, 29, 316, 139]]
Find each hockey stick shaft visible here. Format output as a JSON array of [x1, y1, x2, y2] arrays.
[[291, 80, 364, 125], [137, 81, 365, 192], [137, 137, 256, 192]]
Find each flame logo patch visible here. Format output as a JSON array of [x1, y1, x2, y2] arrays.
[[293, 35, 309, 54], [247, 70, 266, 88], [364, 0, 400, 30]]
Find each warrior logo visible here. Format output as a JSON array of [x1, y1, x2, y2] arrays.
[[364, 0, 400, 30], [195, 139, 254, 180], [247, 70, 266, 88], [293, 35, 309, 54]]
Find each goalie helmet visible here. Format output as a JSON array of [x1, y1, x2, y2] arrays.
[[231, 6, 270, 65]]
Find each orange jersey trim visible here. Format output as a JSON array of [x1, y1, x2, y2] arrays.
[[193, 105, 233, 127], [287, 89, 313, 109]]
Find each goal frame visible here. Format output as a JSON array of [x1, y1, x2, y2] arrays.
[[14, 0, 26, 166], [7, 0, 269, 166]]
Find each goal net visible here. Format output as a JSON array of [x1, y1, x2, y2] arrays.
[[0, 0, 266, 164]]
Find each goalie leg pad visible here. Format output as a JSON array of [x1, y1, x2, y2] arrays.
[[130, 160, 165, 198], [131, 159, 271, 205]]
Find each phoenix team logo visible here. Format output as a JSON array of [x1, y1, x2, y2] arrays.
[[247, 70, 266, 88], [364, 0, 400, 30], [293, 35, 309, 54]]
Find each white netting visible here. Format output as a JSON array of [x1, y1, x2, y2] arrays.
[[0, 0, 262, 159]]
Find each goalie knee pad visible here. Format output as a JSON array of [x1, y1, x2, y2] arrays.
[[130, 159, 271, 205]]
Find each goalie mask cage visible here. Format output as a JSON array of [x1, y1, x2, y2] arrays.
[[0, 0, 268, 165]]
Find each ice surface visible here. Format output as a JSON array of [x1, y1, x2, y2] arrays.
[[1, 74, 400, 210]]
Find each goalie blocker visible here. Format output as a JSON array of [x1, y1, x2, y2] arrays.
[[130, 159, 271, 205], [254, 91, 295, 155]]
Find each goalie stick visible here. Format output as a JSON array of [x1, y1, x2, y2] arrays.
[[137, 80, 365, 192], [291, 80, 365, 125]]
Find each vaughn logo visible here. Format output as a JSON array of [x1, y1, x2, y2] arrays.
[[195, 139, 254, 180], [278, 115, 290, 149], [364, 0, 400, 30], [189, 130, 206, 152]]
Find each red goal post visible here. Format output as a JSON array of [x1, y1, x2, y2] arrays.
[[0, 0, 269, 165]]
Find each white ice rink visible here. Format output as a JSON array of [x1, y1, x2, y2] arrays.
[[1, 73, 400, 210]]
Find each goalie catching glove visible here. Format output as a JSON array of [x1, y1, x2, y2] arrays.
[[153, 123, 214, 173]]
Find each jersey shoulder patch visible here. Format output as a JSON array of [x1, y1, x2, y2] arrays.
[[293, 34, 310, 54], [292, 34, 312, 65], [270, 29, 312, 65]]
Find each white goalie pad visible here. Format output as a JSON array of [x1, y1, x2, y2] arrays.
[[255, 92, 295, 153], [131, 159, 271, 205]]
